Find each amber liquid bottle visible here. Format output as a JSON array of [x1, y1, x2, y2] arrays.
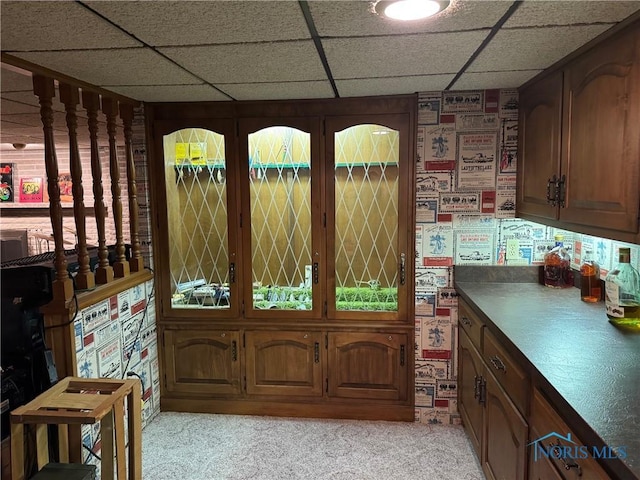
[[605, 247, 640, 329], [543, 235, 573, 288], [580, 248, 601, 302]]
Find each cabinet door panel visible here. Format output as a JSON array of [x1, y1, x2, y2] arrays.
[[459, 329, 484, 459], [328, 332, 408, 400], [245, 330, 323, 397], [483, 372, 528, 480], [517, 71, 563, 221], [561, 26, 640, 234], [164, 329, 241, 395]]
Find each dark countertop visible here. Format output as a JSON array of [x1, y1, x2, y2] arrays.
[[455, 280, 640, 480]]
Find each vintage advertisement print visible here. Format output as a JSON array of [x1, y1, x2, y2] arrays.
[[456, 113, 499, 131], [456, 132, 498, 190], [0, 163, 14, 202], [423, 224, 453, 267], [418, 93, 441, 125], [416, 172, 452, 195], [439, 191, 481, 213], [426, 125, 456, 164], [499, 89, 519, 119], [416, 197, 438, 224], [441, 90, 484, 113], [455, 230, 495, 265]]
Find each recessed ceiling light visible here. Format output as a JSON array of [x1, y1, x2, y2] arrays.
[[375, 0, 450, 21]]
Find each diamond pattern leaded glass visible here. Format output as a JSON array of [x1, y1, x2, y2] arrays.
[[335, 125, 399, 311], [249, 127, 312, 310], [164, 129, 230, 309]]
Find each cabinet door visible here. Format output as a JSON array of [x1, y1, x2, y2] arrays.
[[517, 71, 563, 221], [245, 330, 323, 397], [561, 25, 640, 234], [153, 120, 241, 319], [483, 371, 528, 480], [325, 115, 413, 322], [459, 329, 484, 460], [327, 332, 408, 401], [164, 329, 241, 395]]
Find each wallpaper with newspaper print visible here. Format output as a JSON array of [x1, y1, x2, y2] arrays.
[[413, 89, 640, 425]]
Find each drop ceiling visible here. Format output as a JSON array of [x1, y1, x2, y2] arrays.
[[1, 0, 639, 146]]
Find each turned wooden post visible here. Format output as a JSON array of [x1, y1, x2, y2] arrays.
[[32, 75, 73, 304], [102, 97, 129, 278], [82, 91, 114, 284], [119, 103, 144, 272], [59, 83, 95, 290]]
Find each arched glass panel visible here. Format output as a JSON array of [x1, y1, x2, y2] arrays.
[[249, 126, 312, 310], [334, 124, 399, 312], [163, 128, 230, 309]]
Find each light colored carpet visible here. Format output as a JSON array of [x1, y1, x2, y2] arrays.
[[142, 412, 484, 479]]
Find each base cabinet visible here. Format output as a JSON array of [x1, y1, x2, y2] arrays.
[[483, 371, 528, 480], [245, 330, 323, 397], [161, 326, 412, 419], [163, 329, 242, 395], [458, 329, 484, 458]]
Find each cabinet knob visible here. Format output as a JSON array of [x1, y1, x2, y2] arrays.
[[221, 332, 226, 337], [303, 333, 308, 339], [388, 335, 393, 341]]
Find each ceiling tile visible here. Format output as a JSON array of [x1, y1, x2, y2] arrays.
[[451, 70, 543, 91], [85, 0, 311, 46], [504, 1, 640, 28], [105, 84, 232, 102], [337, 74, 454, 97], [323, 30, 489, 78], [10, 49, 202, 87], [160, 41, 326, 84], [309, 0, 512, 36], [222, 81, 335, 101], [0, 1, 141, 51], [467, 25, 611, 72]]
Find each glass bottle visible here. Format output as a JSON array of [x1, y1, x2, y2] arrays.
[[543, 235, 573, 288], [605, 247, 640, 328], [580, 247, 601, 302]]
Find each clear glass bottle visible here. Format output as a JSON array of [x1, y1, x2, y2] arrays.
[[580, 247, 601, 302], [543, 234, 573, 288], [605, 247, 640, 329]]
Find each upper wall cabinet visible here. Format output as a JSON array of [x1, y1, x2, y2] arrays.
[[517, 18, 640, 244]]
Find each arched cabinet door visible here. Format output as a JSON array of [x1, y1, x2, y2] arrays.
[[324, 114, 413, 322], [238, 117, 323, 320], [151, 119, 241, 320]]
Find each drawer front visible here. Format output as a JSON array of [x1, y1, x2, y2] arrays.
[[530, 389, 609, 480], [458, 299, 484, 351], [483, 329, 529, 416]]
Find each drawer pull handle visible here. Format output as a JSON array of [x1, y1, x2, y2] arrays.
[[473, 375, 480, 400], [313, 262, 319, 284], [314, 342, 320, 363], [231, 340, 237, 362], [490, 355, 506, 372], [548, 442, 582, 476], [478, 377, 486, 405], [399, 253, 406, 285], [547, 175, 558, 206], [460, 316, 472, 327]]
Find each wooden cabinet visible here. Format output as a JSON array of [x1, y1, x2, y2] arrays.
[[458, 328, 484, 458], [483, 370, 529, 480], [245, 330, 323, 397], [150, 96, 416, 420], [529, 389, 610, 480], [163, 328, 241, 396], [327, 331, 408, 401], [458, 298, 528, 480], [517, 19, 640, 243]]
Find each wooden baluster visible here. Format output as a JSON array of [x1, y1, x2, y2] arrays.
[[102, 98, 129, 278], [82, 91, 114, 284], [59, 83, 95, 290], [32, 75, 73, 304], [119, 103, 144, 272]]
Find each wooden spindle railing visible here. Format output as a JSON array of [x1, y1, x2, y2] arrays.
[[82, 90, 114, 284], [102, 97, 129, 278], [32, 75, 74, 305], [119, 104, 144, 272], [59, 82, 95, 291]]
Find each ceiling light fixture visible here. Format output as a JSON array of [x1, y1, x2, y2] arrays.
[[375, 0, 450, 21]]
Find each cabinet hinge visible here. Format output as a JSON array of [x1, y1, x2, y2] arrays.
[[243, 376, 247, 391], [323, 212, 326, 228], [239, 212, 242, 228], [325, 334, 328, 349], [324, 301, 328, 315], [243, 332, 246, 348], [241, 300, 245, 316], [325, 378, 328, 393]]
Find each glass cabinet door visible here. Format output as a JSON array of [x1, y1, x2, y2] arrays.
[[239, 118, 322, 318], [157, 121, 239, 317], [325, 115, 411, 320]]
